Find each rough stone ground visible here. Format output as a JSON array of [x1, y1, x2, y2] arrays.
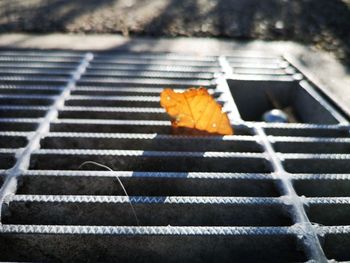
[[0, 0, 349, 65]]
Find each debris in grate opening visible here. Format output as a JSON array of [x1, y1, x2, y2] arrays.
[[160, 87, 233, 135], [263, 90, 298, 123], [79, 161, 140, 226]]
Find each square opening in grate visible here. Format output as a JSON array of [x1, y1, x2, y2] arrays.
[[227, 79, 342, 124]]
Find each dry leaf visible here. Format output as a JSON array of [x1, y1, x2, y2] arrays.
[[160, 87, 233, 135]]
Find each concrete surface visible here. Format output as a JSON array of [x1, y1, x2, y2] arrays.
[[0, 33, 349, 118], [1, 0, 349, 65]]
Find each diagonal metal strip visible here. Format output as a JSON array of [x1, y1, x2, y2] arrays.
[[221, 48, 334, 263], [254, 125, 327, 262]]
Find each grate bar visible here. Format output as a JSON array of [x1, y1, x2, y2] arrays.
[[53, 118, 170, 125], [0, 131, 32, 137], [88, 64, 219, 73], [94, 53, 218, 62], [0, 105, 50, 111], [84, 70, 214, 80], [0, 76, 69, 85], [74, 86, 184, 93], [0, 224, 295, 236], [0, 56, 82, 63], [270, 136, 350, 143], [4, 194, 284, 205], [92, 59, 216, 67], [62, 106, 165, 113], [0, 94, 58, 100], [0, 118, 42, 123], [0, 51, 84, 57], [291, 174, 350, 180], [230, 74, 295, 81], [0, 62, 79, 68], [21, 169, 274, 179], [281, 153, 350, 159], [69, 94, 160, 102], [44, 132, 251, 140], [31, 149, 266, 158], [78, 77, 213, 86], [0, 84, 64, 91]]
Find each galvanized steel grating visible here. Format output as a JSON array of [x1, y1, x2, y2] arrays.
[[0, 49, 349, 262]]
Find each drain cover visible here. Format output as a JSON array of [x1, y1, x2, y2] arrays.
[[0, 50, 349, 262]]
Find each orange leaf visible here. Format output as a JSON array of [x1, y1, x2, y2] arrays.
[[160, 87, 233, 135]]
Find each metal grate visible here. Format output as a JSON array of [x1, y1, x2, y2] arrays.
[[0, 49, 349, 262]]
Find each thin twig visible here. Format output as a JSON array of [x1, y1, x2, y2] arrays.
[[79, 161, 140, 226]]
